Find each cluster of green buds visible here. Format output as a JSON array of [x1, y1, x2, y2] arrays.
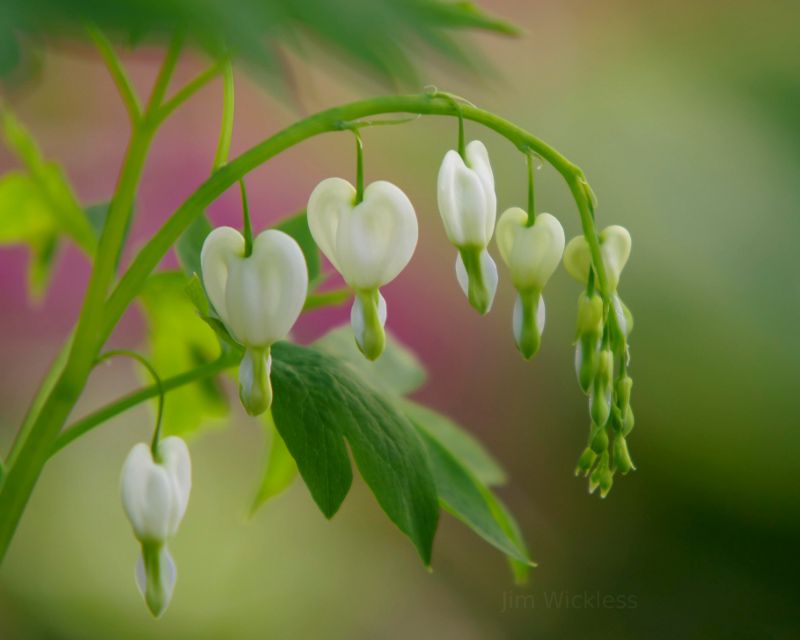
[[564, 225, 635, 496]]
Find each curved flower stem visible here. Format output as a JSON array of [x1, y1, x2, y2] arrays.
[[212, 62, 235, 170], [94, 350, 166, 459], [104, 92, 610, 348], [154, 58, 229, 128], [50, 355, 237, 457]]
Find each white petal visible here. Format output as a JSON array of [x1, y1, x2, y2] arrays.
[[158, 437, 191, 536], [465, 140, 496, 241], [121, 444, 174, 543], [563, 225, 631, 292], [495, 206, 528, 265], [225, 230, 308, 347], [307, 177, 355, 273], [200, 227, 245, 328], [455, 249, 498, 311], [436, 150, 464, 243], [336, 181, 418, 289], [507, 212, 565, 290]]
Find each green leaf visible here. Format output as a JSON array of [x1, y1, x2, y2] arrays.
[[270, 341, 439, 565], [416, 427, 531, 568], [404, 401, 507, 486], [175, 214, 213, 280], [139, 271, 228, 436], [250, 412, 298, 514], [1, 1, 517, 88], [0, 171, 60, 296], [483, 491, 533, 585], [313, 326, 426, 396], [274, 210, 321, 285], [0, 105, 96, 255]]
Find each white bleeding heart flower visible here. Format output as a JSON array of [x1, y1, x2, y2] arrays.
[[121, 437, 191, 617], [563, 225, 631, 292], [495, 208, 565, 358], [437, 140, 498, 314], [121, 437, 191, 544], [201, 227, 308, 415], [307, 177, 418, 360]]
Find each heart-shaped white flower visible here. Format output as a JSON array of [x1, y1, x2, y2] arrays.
[[496, 209, 565, 291], [307, 177, 418, 290], [437, 140, 496, 248], [563, 225, 631, 292], [121, 437, 191, 544], [201, 226, 308, 414], [307, 177, 418, 360], [201, 227, 308, 348]]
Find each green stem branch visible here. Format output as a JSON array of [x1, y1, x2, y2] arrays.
[[50, 355, 237, 457], [87, 26, 141, 125]]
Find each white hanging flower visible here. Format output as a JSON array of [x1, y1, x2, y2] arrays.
[[307, 177, 418, 360], [437, 140, 498, 314], [495, 208, 565, 358], [563, 225, 631, 293], [201, 227, 308, 415], [121, 436, 191, 617]]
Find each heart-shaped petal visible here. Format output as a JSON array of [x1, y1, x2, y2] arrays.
[[307, 177, 355, 274], [496, 209, 565, 290], [200, 226, 245, 327], [158, 436, 192, 537], [563, 225, 631, 292], [308, 178, 418, 289], [223, 229, 308, 347], [437, 140, 496, 247]]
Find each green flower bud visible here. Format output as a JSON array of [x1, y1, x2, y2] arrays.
[[512, 289, 545, 359], [615, 375, 633, 415], [352, 289, 387, 361], [137, 543, 176, 618], [456, 246, 498, 315], [612, 434, 635, 475], [590, 349, 614, 426], [623, 405, 635, 436], [589, 424, 609, 455], [575, 447, 597, 477], [575, 335, 600, 394], [576, 291, 604, 338], [239, 347, 272, 417]]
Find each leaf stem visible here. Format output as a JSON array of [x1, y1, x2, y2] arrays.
[[144, 32, 183, 118], [87, 26, 141, 125], [354, 130, 364, 204], [526, 152, 536, 226], [240, 178, 253, 256], [155, 58, 229, 127], [213, 62, 235, 170]]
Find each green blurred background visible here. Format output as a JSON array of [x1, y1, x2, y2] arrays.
[[1, 1, 799, 637]]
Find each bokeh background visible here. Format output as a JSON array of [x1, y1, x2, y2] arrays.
[[2, 1, 799, 637]]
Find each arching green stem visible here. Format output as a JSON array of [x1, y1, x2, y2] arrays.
[[94, 350, 165, 459]]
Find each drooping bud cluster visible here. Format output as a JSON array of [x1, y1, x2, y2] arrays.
[[201, 227, 308, 415], [437, 140, 498, 314], [565, 225, 636, 497], [307, 177, 418, 360], [121, 437, 191, 616]]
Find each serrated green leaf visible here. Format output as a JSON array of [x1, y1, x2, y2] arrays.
[[139, 271, 228, 437], [404, 401, 507, 486], [1, 1, 517, 87], [313, 326, 426, 396], [0, 106, 96, 255], [416, 427, 531, 567], [273, 210, 321, 285], [270, 340, 439, 565], [250, 411, 298, 515]]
